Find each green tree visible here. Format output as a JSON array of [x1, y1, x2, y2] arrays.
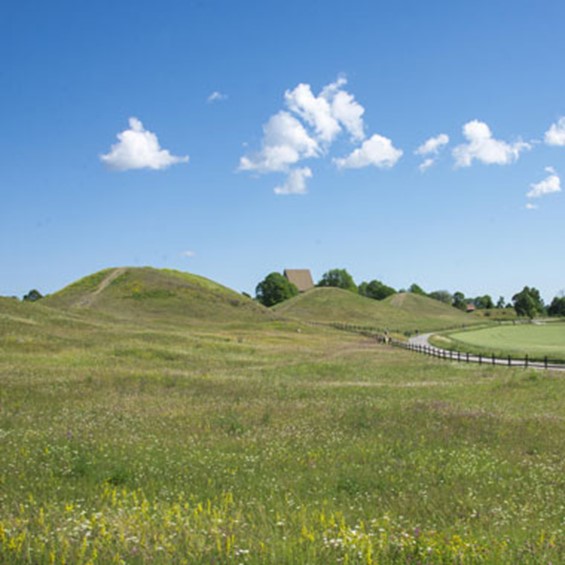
[[255, 272, 299, 307], [548, 295, 565, 317], [474, 295, 494, 309], [22, 289, 43, 302], [428, 290, 453, 305], [317, 269, 357, 293], [512, 286, 545, 318], [496, 296, 505, 309], [359, 280, 396, 300], [452, 291, 467, 311], [408, 283, 426, 296]]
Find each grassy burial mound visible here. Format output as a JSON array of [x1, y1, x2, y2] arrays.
[[43, 267, 271, 325], [382, 292, 481, 331], [274, 287, 478, 333]]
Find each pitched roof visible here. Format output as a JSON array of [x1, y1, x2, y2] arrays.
[[284, 269, 314, 292]]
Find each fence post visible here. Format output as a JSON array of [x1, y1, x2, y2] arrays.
[[508, 355, 511, 367], [492, 354, 495, 365], [479, 354, 482, 365], [525, 354, 528, 368], [545, 356, 548, 369], [466, 352, 469, 363]]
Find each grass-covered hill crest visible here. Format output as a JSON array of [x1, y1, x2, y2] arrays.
[[274, 286, 479, 332], [43, 267, 270, 323]]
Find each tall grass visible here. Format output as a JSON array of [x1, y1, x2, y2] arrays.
[[1, 300, 565, 563]]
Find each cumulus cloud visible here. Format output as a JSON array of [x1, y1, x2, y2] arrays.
[[284, 77, 365, 144], [525, 203, 538, 210], [545, 117, 565, 146], [240, 76, 401, 194], [100, 117, 189, 171], [334, 134, 403, 170], [274, 167, 312, 195], [527, 167, 561, 198], [325, 82, 365, 141], [181, 250, 196, 258], [284, 83, 341, 144], [207, 91, 227, 103], [415, 133, 449, 171], [239, 111, 319, 173], [452, 120, 531, 167]]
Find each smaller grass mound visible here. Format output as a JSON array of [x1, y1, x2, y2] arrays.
[[275, 288, 480, 333]]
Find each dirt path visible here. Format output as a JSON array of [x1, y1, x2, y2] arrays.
[[78, 267, 126, 307]]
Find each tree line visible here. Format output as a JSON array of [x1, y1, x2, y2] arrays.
[[255, 269, 565, 318]]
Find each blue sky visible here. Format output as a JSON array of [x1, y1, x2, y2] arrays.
[[2, 0, 564, 303]]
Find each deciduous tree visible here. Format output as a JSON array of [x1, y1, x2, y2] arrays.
[[359, 280, 396, 300], [255, 272, 299, 307], [548, 295, 565, 317], [512, 286, 544, 318], [408, 283, 426, 296], [23, 289, 43, 302], [317, 269, 357, 293], [428, 290, 453, 305]]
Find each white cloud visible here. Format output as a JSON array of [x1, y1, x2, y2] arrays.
[[239, 111, 319, 173], [284, 83, 341, 144], [284, 77, 365, 144], [545, 117, 565, 146], [100, 117, 189, 171], [240, 76, 399, 194], [274, 167, 312, 195], [416, 133, 449, 156], [418, 158, 436, 172], [207, 91, 227, 103], [525, 203, 538, 210], [334, 134, 403, 169], [452, 120, 531, 167], [415, 133, 449, 172], [181, 250, 196, 258], [527, 167, 561, 198], [329, 88, 365, 141]]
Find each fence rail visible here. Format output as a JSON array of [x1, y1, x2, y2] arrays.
[[302, 319, 565, 371], [391, 339, 565, 371]]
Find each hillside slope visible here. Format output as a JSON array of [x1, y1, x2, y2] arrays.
[[43, 267, 271, 324], [275, 288, 478, 332]]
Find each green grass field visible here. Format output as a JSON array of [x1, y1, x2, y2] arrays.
[[2, 269, 565, 563], [436, 322, 565, 362]]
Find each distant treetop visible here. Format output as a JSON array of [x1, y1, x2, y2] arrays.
[[317, 269, 357, 293]]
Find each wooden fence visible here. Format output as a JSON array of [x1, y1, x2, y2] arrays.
[[303, 320, 565, 371], [391, 339, 565, 371]]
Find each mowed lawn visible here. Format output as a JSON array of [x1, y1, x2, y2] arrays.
[[446, 322, 565, 361], [2, 301, 565, 563]]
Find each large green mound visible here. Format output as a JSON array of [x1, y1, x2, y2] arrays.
[[274, 287, 478, 332], [43, 267, 271, 324]]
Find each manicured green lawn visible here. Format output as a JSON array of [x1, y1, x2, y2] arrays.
[[445, 321, 565, 361]]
